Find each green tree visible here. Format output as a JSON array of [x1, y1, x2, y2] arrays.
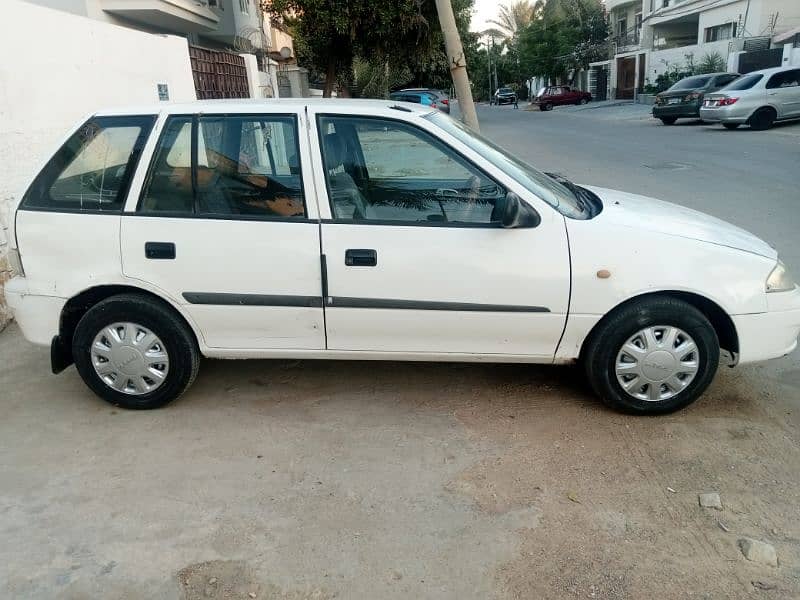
[[488, 1, 539, 40], [517, 0, 608, 84], [263, 0, 475, 98], [697, 52, 726, 74]]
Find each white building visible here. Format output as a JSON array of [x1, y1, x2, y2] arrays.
[[591, 0, 800, 100]]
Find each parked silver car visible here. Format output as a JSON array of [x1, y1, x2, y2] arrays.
[[700, 66, 800, 130]]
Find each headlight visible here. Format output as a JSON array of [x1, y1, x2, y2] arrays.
[[766, 261, 796, 293]]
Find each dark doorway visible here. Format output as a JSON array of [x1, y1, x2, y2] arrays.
[[616, 57, 636, 99]]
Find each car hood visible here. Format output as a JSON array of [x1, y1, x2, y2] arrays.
[[581, 186, 777, 260]]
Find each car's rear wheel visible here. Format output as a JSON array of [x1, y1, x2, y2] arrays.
[[578, 98, 588, 105], [72, 294, 200, 409], [583, 297, 720, 415], [723, 123, 740, 130], [660, 117, 678, 125], [748, 108, 776, 131]]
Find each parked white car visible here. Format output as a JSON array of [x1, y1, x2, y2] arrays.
[[700, 66, 800, 130], [5, 99, 800, 413]]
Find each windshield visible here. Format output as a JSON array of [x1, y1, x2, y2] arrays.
[[669, 76, 712, 91], [722, 73, 763, 90], [497, 88, 513, 94], [425, 112, 584, 218]]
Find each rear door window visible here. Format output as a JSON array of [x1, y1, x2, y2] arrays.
[[139, 114, 306, 218], [767, 70, 800, 89], [22, 116, 155, 211]]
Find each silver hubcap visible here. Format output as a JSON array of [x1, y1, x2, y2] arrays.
[[91, 322, 169, 395], [615, 326, 699, 402]]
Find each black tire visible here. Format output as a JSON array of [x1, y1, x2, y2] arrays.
[[723, 123, 740, 130], [72, 293, 200, 409], [582, 297, 720, 415], [660, 117, 678, 125], [540, 103, 553, 111], [748, 108, 776, 131], [578, 98, 588, 105]]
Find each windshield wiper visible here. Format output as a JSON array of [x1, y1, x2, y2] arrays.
[[545, 172, 589, 213]]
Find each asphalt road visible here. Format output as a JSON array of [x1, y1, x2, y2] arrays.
[[475, 102, 800, 268], [1, 103, 799, 600]]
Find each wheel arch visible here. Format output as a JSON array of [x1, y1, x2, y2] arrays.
[[54, 284, 201, 372], [747, 104, 778, 122], [579, 290, 739, 361]]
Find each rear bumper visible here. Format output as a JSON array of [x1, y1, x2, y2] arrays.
[[699, 106, 750, 124], [653, 103, 701, 118], [733, 294, 800, 364], [4, 277, 65, 346]]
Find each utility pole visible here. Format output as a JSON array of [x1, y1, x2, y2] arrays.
[[435, 0, 480, 131], [487, 34, 493, 104]]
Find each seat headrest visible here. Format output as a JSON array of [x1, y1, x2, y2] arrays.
[[323, 133, 347, 170]]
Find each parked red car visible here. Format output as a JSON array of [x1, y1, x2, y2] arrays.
[[534, 85, 592, 111]]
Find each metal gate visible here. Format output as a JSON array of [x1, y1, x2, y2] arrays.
[[738, 48, 784, 74], [189, 46, 250, 99], [590, 66, 609, 101]]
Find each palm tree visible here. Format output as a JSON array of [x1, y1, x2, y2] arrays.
[[488, 0, 541, 39]]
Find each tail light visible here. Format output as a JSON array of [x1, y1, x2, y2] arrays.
[[8, 247, 25, 277], [719, 97, 738, 106], [441, 99, 449, 105], [431, 102, 438, 109]]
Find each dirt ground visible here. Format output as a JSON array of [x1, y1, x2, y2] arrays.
[[1, 321, 799, 600]]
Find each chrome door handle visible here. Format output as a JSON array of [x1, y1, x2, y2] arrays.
[[435, 188, 459, 197]]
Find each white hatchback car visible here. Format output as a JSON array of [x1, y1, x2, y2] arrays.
[[5, 99, 800, 413]]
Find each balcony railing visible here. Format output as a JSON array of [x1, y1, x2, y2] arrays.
[[614, 31, 641, 49]]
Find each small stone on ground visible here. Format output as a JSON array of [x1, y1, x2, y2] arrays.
[[698, 492, 722, 509], [739, 538, 778, 567]]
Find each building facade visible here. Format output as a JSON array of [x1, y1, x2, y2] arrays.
[[21, 0, 307, 100], [591, 0, 800, 100]]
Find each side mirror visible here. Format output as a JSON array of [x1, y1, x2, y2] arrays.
[[500, 193, 540, 229]]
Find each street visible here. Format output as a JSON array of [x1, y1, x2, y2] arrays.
[[2, 104, 800, 600]]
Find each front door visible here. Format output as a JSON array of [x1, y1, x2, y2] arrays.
[[122, 111, 325, 351], [311, 112, 570, 359]]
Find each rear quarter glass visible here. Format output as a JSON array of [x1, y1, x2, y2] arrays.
[[21, 115, 156, 212]]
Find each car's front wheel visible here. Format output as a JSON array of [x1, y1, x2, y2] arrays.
[[660, 117, 678, 125], [72, 294, 200, 409], [583, 297, 720, 414], [723, 123, 740, 130], [540, 103, 553, 111]]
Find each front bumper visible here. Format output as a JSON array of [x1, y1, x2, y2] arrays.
[[4, 277, 65, 346], [733, 288, 800, 364]]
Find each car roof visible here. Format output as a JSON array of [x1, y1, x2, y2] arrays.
[[745, 65, 799, 76], [93, 98, 436, 117], [399, 88, 446, 95]]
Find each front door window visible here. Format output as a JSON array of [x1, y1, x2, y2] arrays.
[[317, 116, 506, 225]]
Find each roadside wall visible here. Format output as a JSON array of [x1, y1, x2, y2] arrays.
[[0, 0, 197, 329]]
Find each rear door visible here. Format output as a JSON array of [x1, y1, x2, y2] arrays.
[[121, 110, 325, 351], [309, 109, 570, 359], [766, 69, 800, 118]]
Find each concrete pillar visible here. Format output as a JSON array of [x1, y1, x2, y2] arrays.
[[239, 53, 260, 99]]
